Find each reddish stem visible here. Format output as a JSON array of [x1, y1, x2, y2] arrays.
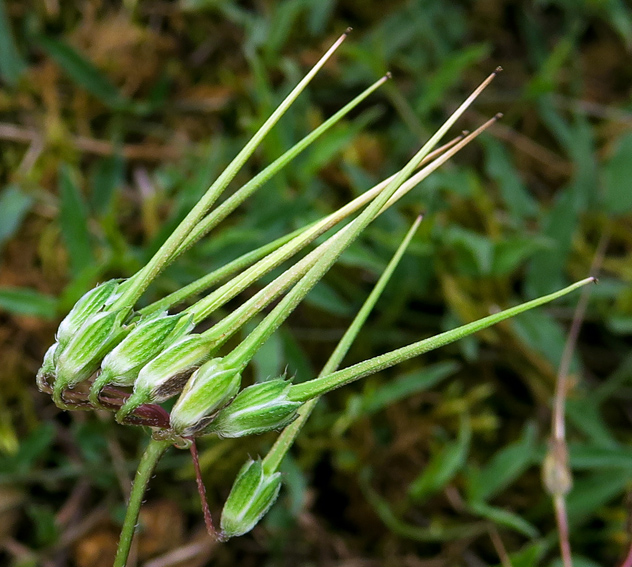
[[554, 495, 573, 567], [620, 543, 632, 567], [189, 439, 218, 539]]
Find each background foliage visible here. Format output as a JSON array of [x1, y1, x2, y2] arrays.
[[0, 0, 631, 566]]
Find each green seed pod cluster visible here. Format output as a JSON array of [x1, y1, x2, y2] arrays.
[[32, 50, 594, 550]]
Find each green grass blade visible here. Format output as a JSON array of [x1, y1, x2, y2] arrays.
[[35, 35, 129, 109], [0, 0, 26, 86], [0, 184, 33, 251], [0, 288, 58, 319], [59, 165, 95, 277]]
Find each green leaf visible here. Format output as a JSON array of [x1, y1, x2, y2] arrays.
[[90, 153, 125, 214], [306, 0, 335, 34], [35, 35, 129, 109], [566, 470, 629, 525], [280, 329, 313, 383], [415, 43, 491, 115], [362, 361, 459, 414], [250, 326, 283, 382], [0, 0, 26, 86], [26, 504, 59, 547], [483, 138, 538, 223], [468, 501, 539, 538], [0, 287, 58, 319], [506, 542, 548, 567], [408, 414, 471, 502], [525, 188, 578, 297], [443, 226, 494, 276], [305, 281, 355, 316], [510, 309, 577, 371], [59, 165, 95, 277], [467, 422, 537, 503], [566, 398, 619, 448], [603, 132, 632, 215], [569, 444, 632, 469], [491, 237, 545, 276], [3, 423, 56, 475], [261, 0, 304, 60], [0, 184, 33, 249]]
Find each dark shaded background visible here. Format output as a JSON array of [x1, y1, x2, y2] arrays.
[[1, 0, 631, 566]]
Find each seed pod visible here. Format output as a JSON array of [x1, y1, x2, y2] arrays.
[[116, 333, 213, 423], [90, 312, 192, 404], [53, 310, 127, 406], [56, 280, 120, 354], [205, 378, 301, 438], [135, 334, 213, 401], [220, 458, 282, 539], [170, 358, 242, 436]]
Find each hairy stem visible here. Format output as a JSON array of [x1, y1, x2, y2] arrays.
[[114, 438, 172, 567]]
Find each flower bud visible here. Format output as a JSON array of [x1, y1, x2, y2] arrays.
[[220, 458, 282, 539], [56, 280, 120, 353], [116, 334, 213, 422], [53, 310, 127, 406], [205, 378, 301, 438], [90, 312, 192, 404], [170, 359, 241, 436]]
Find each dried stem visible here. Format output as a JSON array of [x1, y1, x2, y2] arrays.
[[547, 230, 610, 567]]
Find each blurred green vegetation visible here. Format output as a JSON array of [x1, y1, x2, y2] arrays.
[[0, 0, 631, 566]]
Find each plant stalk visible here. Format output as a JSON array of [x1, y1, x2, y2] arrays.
[[113, 438, 172, 567]]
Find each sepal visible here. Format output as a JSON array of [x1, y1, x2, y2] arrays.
[[205, 378, 301, 438], [220, 458, 282, 539], [90, 312, 192, 404], [56, 280, 120, 352], [53, 310, 127, 406], [170, 358, 242, 436]]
